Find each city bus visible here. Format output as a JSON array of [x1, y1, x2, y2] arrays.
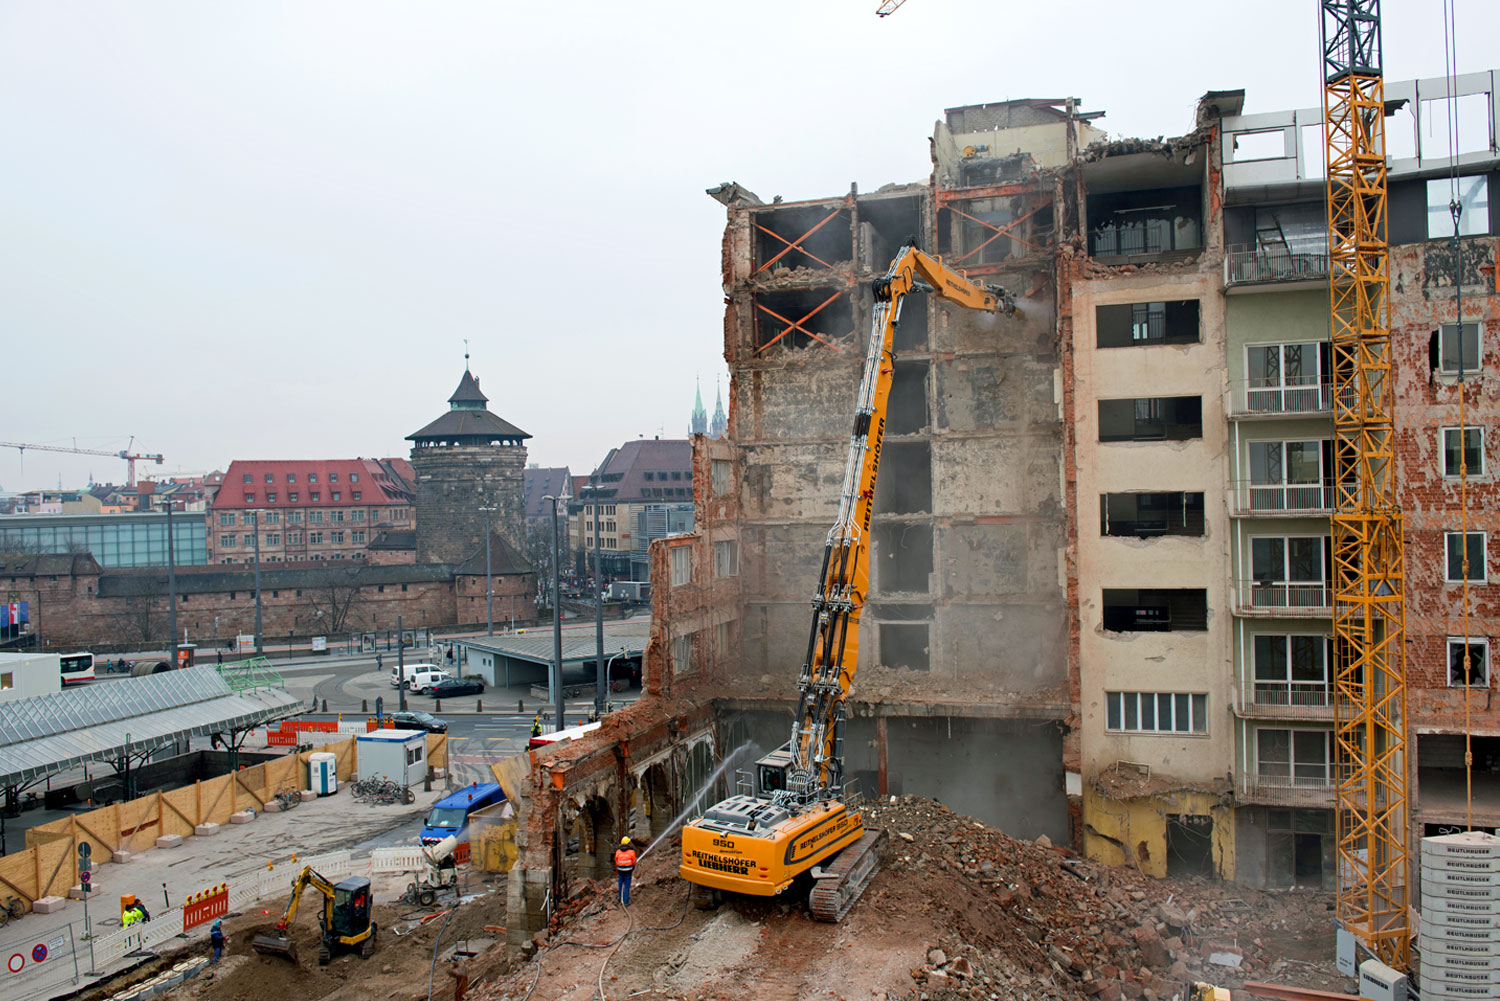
[[59, 652, 96, 685]]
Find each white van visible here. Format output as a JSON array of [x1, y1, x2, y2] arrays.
[[389, 663, 450, 694]]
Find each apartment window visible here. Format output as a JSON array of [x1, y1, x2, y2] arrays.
[[1248, 440, 1331, 511], [712, 459, 731, 495], [1096, 300, 1200, 348], [331, 531, 344, 543], [289, 492, 299, 503], [1098, 396, 1202, 442], [1089, 185, 1202, 256], [219, 513, 235, 526], [311, 492, 321, 502], [1246, 342, 1332, 414], [670, 545, 692, 586], [672, 471, 683, 481], [1257, 729, 1332, 786], [288, 511, 303, 523], [350, 473, 359, 483], [288, 532, 302, 545], [220, 535, 235, 548], [1105, 692, 1208, 734], [1253, 635, 1331, 706], [1442, 427, 1484, 477], [266, 533, 281, 545], [352, 510, 365, 522], [714, 540, 739, 577], [1445, 532, 1487, 583], [264, 511, 280, 524], [1428, 176, 1489, 239], [1100, 492, 1205, 537], [264, 473, 275, 484], [644, 472, 654, 481], [332, 492, 341, 501], [309, 511, 324, 523], [243, 493, 255, 503], [352, 491, 362, 501], [1101, 588, 1208, 632], [309, 473, 318, 483], [352, 530, 366, 543], [287, 473, 296, 483], [243, 474, 253, 484], [330, 511, 344, 523], [309, 532, 323, 544], [1250, 536, 1330, 608], [266, 493, 277, 503], [330, 473, 338, 482], [673, 632, 694, 676], [242, 512, 256, 525], [1438, 323, 1481, 375], [1448, 637, 1490, 687], [242, 534, 255, 546]]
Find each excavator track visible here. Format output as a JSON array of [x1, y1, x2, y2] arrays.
[[809, 827, 886, 923]]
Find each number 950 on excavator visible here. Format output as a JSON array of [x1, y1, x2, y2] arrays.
[[679, 240, 1017, 922]]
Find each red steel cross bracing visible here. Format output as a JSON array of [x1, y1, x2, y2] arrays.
[[754, 291, 848, 353], [754, 204, 849, 275]]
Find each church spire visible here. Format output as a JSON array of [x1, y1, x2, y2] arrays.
[[710, 378, 728, 438], [690, 375, 709, 435]]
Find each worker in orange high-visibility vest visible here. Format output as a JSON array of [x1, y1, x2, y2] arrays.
[[613, 837, 637, 906]]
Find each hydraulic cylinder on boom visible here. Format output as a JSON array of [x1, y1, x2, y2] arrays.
[[680, 240, 1016, 921]]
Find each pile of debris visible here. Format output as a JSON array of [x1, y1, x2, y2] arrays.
[[862, 797, 1340, 1000]]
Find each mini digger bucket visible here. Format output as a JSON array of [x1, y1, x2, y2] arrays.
[[251, 932, 298, 962]]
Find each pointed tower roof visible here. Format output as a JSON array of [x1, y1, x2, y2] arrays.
[[710, 379, 728, 438], [448, 369, 488, 408], [408, 367, 530, 445], [690, 376, 709, 435]]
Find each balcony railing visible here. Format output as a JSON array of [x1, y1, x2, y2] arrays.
[[1227, 376, 1335, 418], [1225, 245, 1330, 286], [1228, 480, 1334, 516], [1234, 580, 1332, 616], [1236, 683, 1335, 719], [1239, 773, 1336, 806]]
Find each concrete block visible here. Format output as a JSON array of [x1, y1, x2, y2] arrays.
[[32, 896, 65, 914], [263, 800, 283, 813], [155, 834, 184, 849], [298, 790, 316, 802], [112, 849, 135, 863], [193, 823, 220, 837], [67, 885, 88, 900], [229, 811, 254, 825]]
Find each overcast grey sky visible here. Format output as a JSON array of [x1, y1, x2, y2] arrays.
[[2, 0, 1494, 491]]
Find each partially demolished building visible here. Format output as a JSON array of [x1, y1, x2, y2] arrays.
[[504, 74, 1500, 932]]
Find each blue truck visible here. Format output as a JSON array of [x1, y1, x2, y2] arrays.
[[421, 782, 507, 846]]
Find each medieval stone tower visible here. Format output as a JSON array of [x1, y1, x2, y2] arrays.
[[407, 367, 530, 564]]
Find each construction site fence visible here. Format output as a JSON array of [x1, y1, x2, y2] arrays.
[[0, 733, 448, 913], [0, 921, 81, 1000]]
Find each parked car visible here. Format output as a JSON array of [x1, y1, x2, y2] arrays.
[[428, 677, 484, 697], [385, 711, 448, 733], [389, 664, 451, 694]]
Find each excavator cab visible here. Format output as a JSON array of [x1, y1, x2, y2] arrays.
[[755, 748, 794, 795], [330, 878, 372, 939]]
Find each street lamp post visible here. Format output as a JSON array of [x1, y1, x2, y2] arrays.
[[166, 501, 178, 656], [479, 506, 497, 636], [543, 489, 570, 731], [251, 511, 263, 654], [590, 479, 606, 719]]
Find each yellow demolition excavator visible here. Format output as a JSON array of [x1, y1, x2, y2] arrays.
[[680, 240, 1016, 921], [251, 866, 378, 965]]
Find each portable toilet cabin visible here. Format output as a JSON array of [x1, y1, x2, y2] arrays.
[[355, 730, 427, 788], [308, 752, 339, 795]]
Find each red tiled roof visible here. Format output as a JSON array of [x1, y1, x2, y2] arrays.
[[214, 459, 414, 511]]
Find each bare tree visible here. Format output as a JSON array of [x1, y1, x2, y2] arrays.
[[121, 594, 162, 645], [302, 580, 365, 634]]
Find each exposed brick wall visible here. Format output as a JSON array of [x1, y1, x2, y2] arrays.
[[1390, 236, 1500, 733]]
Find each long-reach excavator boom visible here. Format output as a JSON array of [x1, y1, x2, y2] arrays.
[[681, 241, 1014, 920]]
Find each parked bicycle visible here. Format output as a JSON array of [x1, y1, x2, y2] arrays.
[[0, 895, 26, 927], [347, 777, 414, 805], [272, 782, 301, 813]]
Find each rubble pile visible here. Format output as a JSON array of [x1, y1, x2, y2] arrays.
[[862, 797, 1339, 1001]]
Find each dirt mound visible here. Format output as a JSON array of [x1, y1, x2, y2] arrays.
[[474, 796, 1345, 1001]]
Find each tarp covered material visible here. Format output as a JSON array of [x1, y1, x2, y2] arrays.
[[0, 665, 301, 788]]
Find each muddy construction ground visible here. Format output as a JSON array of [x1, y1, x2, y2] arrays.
[[110, 797, 1348, 1001]]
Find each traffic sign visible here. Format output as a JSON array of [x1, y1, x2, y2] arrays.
[[31, 945, 46, 963], [78, 871, 90, 885], [77, 843, 91, 859]]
